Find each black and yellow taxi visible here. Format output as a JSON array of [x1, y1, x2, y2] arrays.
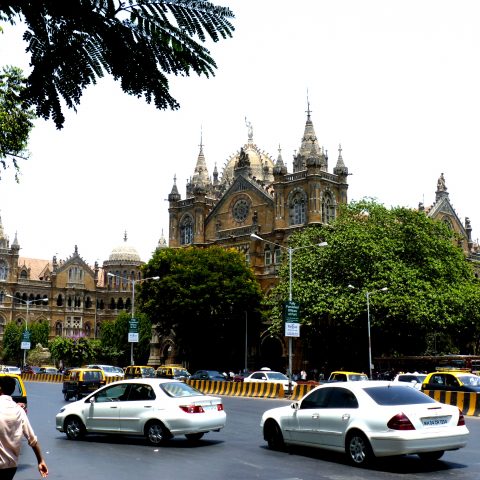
[[124, 365, 156, 379], [62, 367, 106, 401], [421, 370, 480, 393], [156, 364, 191, 382], [0, 373, 28, 411]]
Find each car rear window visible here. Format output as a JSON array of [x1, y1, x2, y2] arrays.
[[161, 382, 202, 398], [364, 385, 436, 405]]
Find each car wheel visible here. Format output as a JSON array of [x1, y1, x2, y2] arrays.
[[264, 420, 285, 451], [64, 416, 86, 440], [346, 430, 374, 467], [185, 432, 204, 441], [64, 392, 70, 401], [418, 451, 445, 461], [145, 421, 172, 445]]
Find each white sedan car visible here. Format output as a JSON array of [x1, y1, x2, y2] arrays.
[[243, 370, 297, 391], [260, 381, 468, 466], [56, 378, 226, 444]]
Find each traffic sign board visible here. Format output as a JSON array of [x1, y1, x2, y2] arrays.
[[284, 301, 300, 323], [285, 322, 300, 337], [129, 318, 139, 333]]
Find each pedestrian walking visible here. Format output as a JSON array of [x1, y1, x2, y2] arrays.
[[0, 375, 49, 479]]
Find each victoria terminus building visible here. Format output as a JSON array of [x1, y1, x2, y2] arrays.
[[163, 108, 350, 368]]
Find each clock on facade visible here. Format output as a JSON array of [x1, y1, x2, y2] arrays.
[[232, 198, 250, 222]]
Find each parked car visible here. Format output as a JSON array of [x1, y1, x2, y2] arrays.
[[124, 365, 156, 379], [189, 370, 228, 381], [86, 364, 123, 378], [0, 365, 22, 374], [39, 366, 59, 375], [62, 368, 106, 401], [55, 378, 226, 444], [328, 371, 369, 382], [261, 381, 468, 466], [243, 370, 296, 391], [421, 370, 480, 393], [111, 366, 125, 377], [392, 372, 427, 390], [22, 365, 41, 375], [0, 373, 28, 411], [156, 365, 191, 382]]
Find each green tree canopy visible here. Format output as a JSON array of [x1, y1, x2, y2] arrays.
[[266, 199, 480, 373], [0, 65, 35, 180], [100, 311, 152, 366], [1, 0, 234, 129], [140, 246, 263, 371]]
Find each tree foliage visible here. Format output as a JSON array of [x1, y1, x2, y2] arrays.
[[100, 311, 152, 366], [1, 0, 235, 129], [266, 199, 480, 373], [1, 322, 22, 364], [140, 246, 263, 371], [48, 336, 97, 367], [0, 65, 35, 180]]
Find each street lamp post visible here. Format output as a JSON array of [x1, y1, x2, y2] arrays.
[[244, 311, 248, 373], [107, 273, 159, 365], [251, 234, 327, 391], [348, 285, 388, 379], [5, 294, 45, 367]]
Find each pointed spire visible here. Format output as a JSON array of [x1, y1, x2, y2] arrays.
[[294, 96, 321, 172], [168, 174, 181, 202], [123, 231, 128, 242], [213, 162, 219, 185], [333, 143, 348, 176], [273, 144, 287, 176], [157, 228, 168, 249], [190, 129, 211, 193], [12, 231, 19, 246]]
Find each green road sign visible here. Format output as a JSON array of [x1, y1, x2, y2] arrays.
[[284, 301, 300, 323], [129, 319, 139, 333]]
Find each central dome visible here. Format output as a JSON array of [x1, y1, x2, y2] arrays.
[[109, 244, 141, 262]]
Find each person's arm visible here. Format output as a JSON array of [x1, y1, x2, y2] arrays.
[[31, 442, 48, 478]]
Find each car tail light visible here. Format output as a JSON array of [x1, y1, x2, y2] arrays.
[[458, 409, 465, 426], [180, 405, 205, 413], [387, 413, 415, 430], [217, 403, 224, 411]]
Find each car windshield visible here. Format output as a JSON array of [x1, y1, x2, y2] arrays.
[[266, 372, 288, 380], [141, 368, 156, 377], [349, 374, 368, 381], [458, 374, 480, 386], [161, 382, 202, 398], [364, 385, 436, 405], [102, 366, 116, 373], [173, 368, 190, 376]]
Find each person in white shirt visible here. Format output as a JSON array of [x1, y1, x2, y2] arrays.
[[0, 376, 48, 479]]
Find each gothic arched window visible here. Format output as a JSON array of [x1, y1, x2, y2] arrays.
[[0, 260, 8, 281], [180, 215, 194, 245], [322, 192, 336, 224], [264, 246, 272, 266], [289, 189, 307, 225]]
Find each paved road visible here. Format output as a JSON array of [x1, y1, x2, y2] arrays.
[[14, 381, 480, 480]]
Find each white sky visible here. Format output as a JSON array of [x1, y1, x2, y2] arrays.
[[0, 0, 479, 265]]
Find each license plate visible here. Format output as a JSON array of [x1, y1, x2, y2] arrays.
[[201, 405, 217, 411], [421, 416, 449, 426]]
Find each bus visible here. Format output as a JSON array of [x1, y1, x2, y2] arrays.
[[374, 355, 480, 376]]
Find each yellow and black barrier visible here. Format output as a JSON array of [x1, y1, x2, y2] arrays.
[[187, 379, 284, 398], [22, 373, 63, 383], [291, 383, 317, 400], [423, 390, 480, 416]]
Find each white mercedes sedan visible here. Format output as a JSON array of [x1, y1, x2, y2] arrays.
[[56, 378, 226, 444], [260, 381, 468, 467]]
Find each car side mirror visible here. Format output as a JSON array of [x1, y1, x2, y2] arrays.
[[291, 402, 299, 410], [89, 397, 95, 404]]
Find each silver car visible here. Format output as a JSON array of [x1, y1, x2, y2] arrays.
[[56, 378, 226, 444]]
